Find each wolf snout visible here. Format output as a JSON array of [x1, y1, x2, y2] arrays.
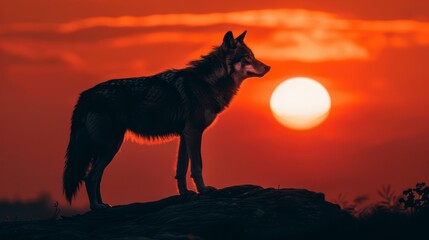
[[260, 65, 271, 76], [264, 65, 271, 73], [254, 64, 270, 77]]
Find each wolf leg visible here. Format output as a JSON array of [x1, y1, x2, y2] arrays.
[[184, 129, 216, 194], [96, 170, 110, 208], [86, 158, 108, 210], [93, 133, 123, 210], [85, 114, 124, 210], [91, 159, 114, 208], [175, 136, 196, 197], [87, 146, 119, 210], [175, 136, 189, 194]]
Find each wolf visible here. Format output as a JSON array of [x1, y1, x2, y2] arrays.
[[63, 30, 270, 210]]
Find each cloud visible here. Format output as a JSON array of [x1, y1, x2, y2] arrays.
[[2, 9, 429, 62], [253, 30, 369, 61], [57, 9, 346, 33], [4, 9, 428, 34], [0, 41, 81, 66], [107, 32, 218, 47]]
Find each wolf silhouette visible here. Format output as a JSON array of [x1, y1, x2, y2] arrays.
[[63, 31, 270, 210]]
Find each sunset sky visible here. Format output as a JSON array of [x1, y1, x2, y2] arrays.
[[1, 0, 429, 208]]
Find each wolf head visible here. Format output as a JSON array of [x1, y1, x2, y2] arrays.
[[221, 31, 271, 83]]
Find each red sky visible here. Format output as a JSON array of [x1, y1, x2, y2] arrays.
[[1, 1, 429, 208]]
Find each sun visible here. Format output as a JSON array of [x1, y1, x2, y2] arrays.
[[270, 77, 331, 130]]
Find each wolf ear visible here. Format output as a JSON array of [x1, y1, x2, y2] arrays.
[[236, 30, 247, 43], [222, 31, 236, 50]]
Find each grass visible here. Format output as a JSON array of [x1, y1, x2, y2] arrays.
[[333, 182, 429, 238]]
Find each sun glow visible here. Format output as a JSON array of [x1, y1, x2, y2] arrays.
[[270, 77, 331, 130]]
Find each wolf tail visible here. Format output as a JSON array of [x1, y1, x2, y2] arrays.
[[63, 100, 92, 204]]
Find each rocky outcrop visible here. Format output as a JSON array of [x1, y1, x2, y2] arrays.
[[0, 185, 353, 239]]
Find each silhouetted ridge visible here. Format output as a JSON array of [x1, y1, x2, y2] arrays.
[[0, 185, 352, 239]]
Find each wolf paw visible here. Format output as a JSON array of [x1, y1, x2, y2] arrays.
[[180, 190, 198, 200], [198, 186, 217, 195], [101, 203, 112, 208], [90, 203, 111, 210]]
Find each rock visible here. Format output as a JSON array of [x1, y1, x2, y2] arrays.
[[0, 185, 353, 239]]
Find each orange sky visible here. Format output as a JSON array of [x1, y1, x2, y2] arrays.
[[1, 1, 429, 208]]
